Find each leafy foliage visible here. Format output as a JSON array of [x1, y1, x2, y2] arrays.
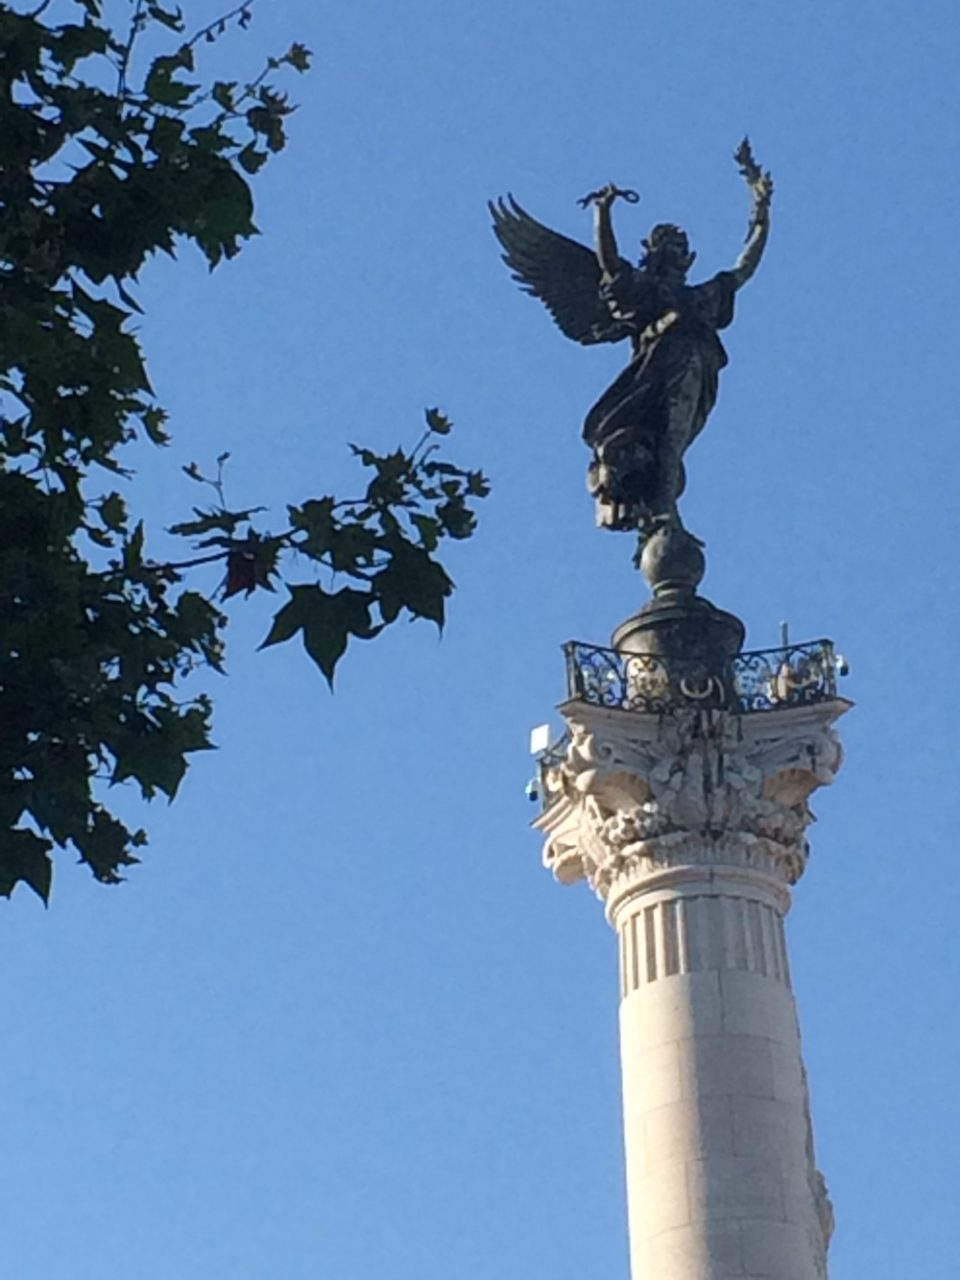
[[0, 2, 487, 902]]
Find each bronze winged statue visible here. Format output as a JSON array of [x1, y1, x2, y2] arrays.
[[491, 140, 772, 542]]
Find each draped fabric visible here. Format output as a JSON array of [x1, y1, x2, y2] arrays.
[[583, 269, 738, 530]]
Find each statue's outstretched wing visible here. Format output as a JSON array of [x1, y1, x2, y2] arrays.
[[490, 195, 626, 345]]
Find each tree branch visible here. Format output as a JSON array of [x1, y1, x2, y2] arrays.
[[184, 0, 258, 51], [117, 0, 147, 101]]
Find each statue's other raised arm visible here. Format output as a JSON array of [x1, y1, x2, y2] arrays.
[[731, 138, 773, 289]]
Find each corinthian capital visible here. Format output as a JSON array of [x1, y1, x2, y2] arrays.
[[535, 699, 847, 912]]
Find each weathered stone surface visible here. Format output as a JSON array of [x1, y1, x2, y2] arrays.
[[536, 699, 846, 911]]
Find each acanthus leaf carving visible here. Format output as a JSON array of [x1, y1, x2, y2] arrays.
[[535, 704, 845, 903]]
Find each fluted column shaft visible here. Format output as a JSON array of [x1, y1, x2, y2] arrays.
[[611, 865, 826, 1280]]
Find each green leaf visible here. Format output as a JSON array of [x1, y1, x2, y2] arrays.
[[99, 491, 126, 530], [169, 507, 263, 538], [436, 498, 476, 540], [149, 114, 185, 153], [411, 514, 440, 552], [238, 144, 268, 175], [425, 407, 453, 435], [212, 81, 237, 111], [110, 704, 212, 802], [146, 2, 185, 32], [172, 158, 258, 266], [302, 587, 376, 684], [374, 541, 452, 629], [143, 407, 169, 444], [288, 497, 335, 557], [190, 124, 232, 153], [174, 592, 225, 671], [260, 584, 377, 686], [0, 829, 53, 904], [123, 521, 145, 573], [282, 42, 312, 72], [289, 497, 334, 533], [73, 809, 141, 884], [329, 522, 377, 572], [111, 733, 186, 801], [260, 594, 306, 649], [144, 47, 198, 109], [53, 23, 110, 71]]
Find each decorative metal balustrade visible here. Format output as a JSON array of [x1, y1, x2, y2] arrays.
[[562, 638, 840, 716], [527, 638, 844, 811]]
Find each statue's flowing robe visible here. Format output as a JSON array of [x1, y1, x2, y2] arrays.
[[583, 267, 738, 529]]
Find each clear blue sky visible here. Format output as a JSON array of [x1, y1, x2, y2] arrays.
[[4, 1, 959, 1276]]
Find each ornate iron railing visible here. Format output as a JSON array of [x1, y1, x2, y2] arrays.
[[562, 638, 839, 716]]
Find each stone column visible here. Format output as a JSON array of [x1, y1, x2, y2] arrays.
[[535, 697, 846, 1280]]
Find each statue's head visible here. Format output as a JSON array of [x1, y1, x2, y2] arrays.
[[640, 224, 696, 278]]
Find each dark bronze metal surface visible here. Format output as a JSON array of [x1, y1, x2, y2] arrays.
[[491, 140, 773, 542], [563, 638, 838, 716]]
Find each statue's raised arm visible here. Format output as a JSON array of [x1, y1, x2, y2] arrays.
[[731, 137, 773, 289], [577, 183, 641, 279]]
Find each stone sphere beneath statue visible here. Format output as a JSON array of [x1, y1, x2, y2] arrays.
[[639, 525, 706, 595]]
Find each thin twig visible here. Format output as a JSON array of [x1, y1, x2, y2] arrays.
[[184, 0, 258, 51], [117, 0, 147, 101], [408, 429, 431, 463], [152, 550, 228, 571]]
